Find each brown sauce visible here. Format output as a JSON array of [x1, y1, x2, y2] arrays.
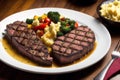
[[1, 38, 97, 68]]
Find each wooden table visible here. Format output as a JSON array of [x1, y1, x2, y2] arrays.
[[0, 0, 120, 80]]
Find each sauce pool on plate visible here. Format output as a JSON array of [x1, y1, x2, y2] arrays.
[[1, 37, 97, 68]]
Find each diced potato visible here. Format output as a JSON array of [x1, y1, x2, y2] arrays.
[[113, 0, 119, 6], [41, 22, 60, 47], [56, 22, 61, 32], [50, 22, 57, 38], [32, 19, 40, 26], [46, 32, 52, 38], [44, 26, 49, 32], [108, 3, 113, 7], [41, 36, 54, 46], [100, 0, 120, 22]]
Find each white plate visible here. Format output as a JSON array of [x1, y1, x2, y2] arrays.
[[0, 8, 111, 74]]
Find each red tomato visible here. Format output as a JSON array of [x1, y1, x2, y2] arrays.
[[74, 22, 78, 28], [34, 23, 47, 31], [39, 23, 47, 29], [44, 18, 51, 25]]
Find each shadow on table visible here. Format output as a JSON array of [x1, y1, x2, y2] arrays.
[[0, 56, 106, 80], [69, 0, 98, 6], [96, 17, 120, 37]]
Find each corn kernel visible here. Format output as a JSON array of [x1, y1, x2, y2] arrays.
[[27, 24, 32, 28], [47, 47, 52, 53], [41, 14, 47, 19], [34, 15, 39, 20]]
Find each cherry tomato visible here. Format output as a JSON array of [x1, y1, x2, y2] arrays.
[[44, 18, 51, 25], [40, 23, 47, 29], [34, 23, 47, 31], [74, 22, 78, 28]]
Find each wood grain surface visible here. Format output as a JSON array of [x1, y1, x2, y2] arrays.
[[0, 0, 120, 80]]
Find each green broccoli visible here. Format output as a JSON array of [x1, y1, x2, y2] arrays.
[[26, 18, 33, 24], [57, 31, 64, 36], [61, 26, 71, 34], [47, 11, 60, 23]]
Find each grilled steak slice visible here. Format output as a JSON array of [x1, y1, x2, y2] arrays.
[[5, 21, 53, 66], [52, 26, 95, 64]]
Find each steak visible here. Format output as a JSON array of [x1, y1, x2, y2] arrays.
[[5, 21, 53, 66], [52, 26, 95, 64], [4, 21, 95, 66]]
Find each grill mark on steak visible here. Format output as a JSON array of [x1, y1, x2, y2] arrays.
[[52, 26, 95, 64], [5, 21, 53, 66]]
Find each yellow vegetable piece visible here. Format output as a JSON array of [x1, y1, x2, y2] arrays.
[[41, 14, 47, 19], [32, 19, 40, 26], [46, 33, 52, 38], [47, 47, 52, 53], [100, 0, 120, 22], [33, 15, 39, 20], [41, 22, 60, 47], [27, 24, 32, 29]]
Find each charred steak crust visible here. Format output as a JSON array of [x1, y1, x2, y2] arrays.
[[5, 21, 53, 66], [52, 26, 95, 64]]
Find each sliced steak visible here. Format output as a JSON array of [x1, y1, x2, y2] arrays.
[[52, 26, 95, 64], [5, 21, 53, 66]]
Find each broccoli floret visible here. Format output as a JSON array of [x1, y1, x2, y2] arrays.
[[70, 24, 75, 30], [60, 21, 67, 26], [47, 11, 60, 23], [57, 31, 64, 36], [61, 27, 71, 34], [26, 18, 33, 24], [68, 20, 75, 25]]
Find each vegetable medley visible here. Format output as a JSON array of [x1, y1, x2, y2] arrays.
[[26, 11, 78, 48]]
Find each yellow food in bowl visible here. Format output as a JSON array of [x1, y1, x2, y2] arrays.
[[100, 0, 120, 22]]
